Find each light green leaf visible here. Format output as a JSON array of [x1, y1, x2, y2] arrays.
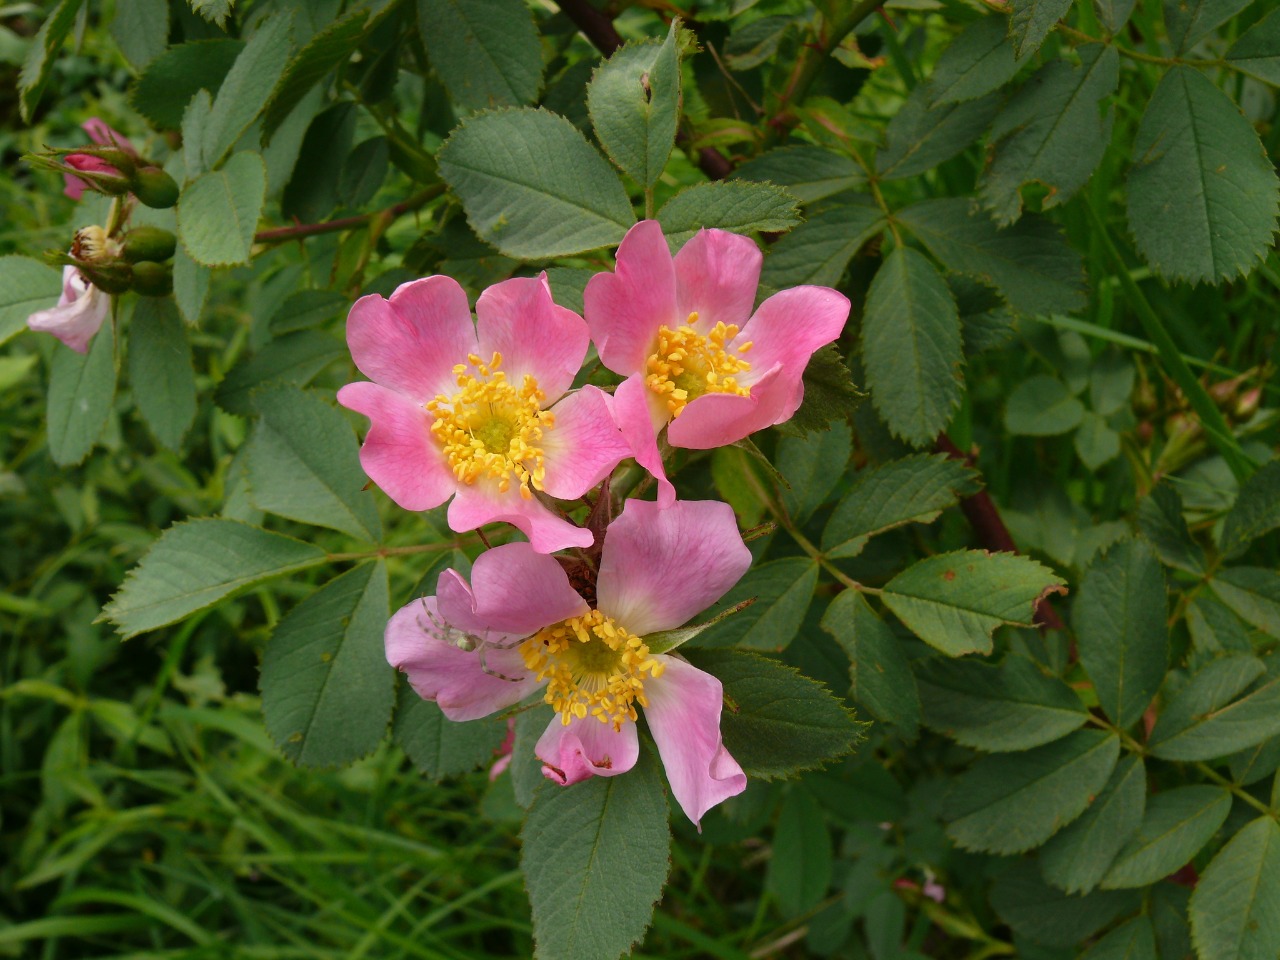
[[419, 0, 543, 112], [0, 255, 62, 346], [1212, 567, 1280, 639], [1165, 0, 1253, 54], [394, 688, 508, 781], [1009, 0, 1073, 58], [182, 90, 214, 182], [657, 181, 800, 248], [1005, 375, 1085, 436], [128, 298, 196, 452], [882, 550, 1066, 657], [992, 860, 1141, 947], [438, 108, 635, 258], [214, 330, 345, 416], [696, 558, 818, 652], [110, 0, 168, 71], [18, 0, 84, 122], [588, 22, 680, 189], [862, 247, 963, 447], [1127, 66, 1280, 284], [821, 453, 980, 559], [1040, 755, 1147, 894], [191, 0, 233, 27], [1074, 536, 1169, 728], [1150, 660, 1280, 762], [1220, 460, 1280, 560], [202, 13, 293, 168], [177, 151, 267, 267], [930, 16, 1032, 105], [47, 319, 116, 468], [246, 385, 381, 541], [877, 84, 998, 180], [758, 200, 884, 288], [130, 39, 245, 129], [1101, 786, 1232, 888], [944, 729, 1119, 854], [822, 590, 921, 738], [766, 789, 832, 917], [101, 519, 328, 638], [778, 420, 851, 525], [261, 562, 392, 766], [1137, 482, 1206, 575], [733, 145, 864, 202], [1081, 917, 1157, 960], [1226, 8, 1280, 87], [522, 750, 669, 960], [1189, 817, 1280, 960], [172, 247, 210, 326]]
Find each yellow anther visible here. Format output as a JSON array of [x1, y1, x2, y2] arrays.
[[644, 317, 752, 418]]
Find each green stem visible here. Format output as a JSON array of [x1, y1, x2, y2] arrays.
[[1195, 762, 1279, 820]]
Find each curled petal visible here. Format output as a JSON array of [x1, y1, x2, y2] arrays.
[[584, 220, 676, 375], [665, 363, 793, 450], [435, 542, 588, 638], [674, 229, 763, 332], [447, 482, 593, 553], [540, 386, 632, 501], [476, 274, 587, 400], [27, 266, 110, 354], [536, 714, 639, 785], [645, 656, 746, 828], [737, 285, 850, 389], [597, 499, 751, 637], [82, 118, 136, 152], [604, 374, 674, 507]]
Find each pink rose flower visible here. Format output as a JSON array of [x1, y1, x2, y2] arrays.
[[584, 220, 851, 504], [27, 265, 110, 354], [64, 119, 137, 201], [337, 274, 631, 553], [386, 498, 752, 827]]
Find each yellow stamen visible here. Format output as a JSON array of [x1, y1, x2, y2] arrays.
[[521, 609, 665, 731], [644, 312, 753, 418], [425, 351, 554, 499]]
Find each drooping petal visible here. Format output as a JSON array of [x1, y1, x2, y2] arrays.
[[336, 380, 455, 511], [476, 274, 587, 400], [385, 597, 541, 721], [665, 363, 795, 449], [535, 714, 639, 785], [673, 229, 763, 332], [346, 276, 477, 402], [584, 220, 676, 375], [644, 656, 746, 828], [597, 499, 751, 636], [736, 285, 850, 389], [447, 482, 594, 553], [26, 267, 110, 354], [435, 542, 588, 638], [539, 386, 632, 501], [604, 374, 675, 507]]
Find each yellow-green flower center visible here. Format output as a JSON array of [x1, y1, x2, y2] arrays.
[[425, 351, 554, 499], [521, 609, 665, 731], [645, 312, 753, 418]]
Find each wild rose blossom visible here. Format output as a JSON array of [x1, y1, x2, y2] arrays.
[[27, 265, 110, 354], [386, 498, 751, 827], [337, 274, 631, 553], [584, 220, 851, 504], [63, 119, 137, 200]]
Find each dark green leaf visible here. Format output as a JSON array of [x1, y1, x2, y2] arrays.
[[733, 145, 864, 202], [1080, 916, 1157, 960], [202, 14, 293, 168], [822, 590, 921, 738], [697, 558, 818, 652], [1005, 375, 1085, 435], [419, 0, 543, 111], [282, 102, 357, 224], [766, 789, 832, 917], [393, 688, 507, 781], [1138, 483, 1206, 575], [190, 0, 232, 27], [657, 181, 800, 248], [1101, 786, 1232, 888], [758, 200, 885, 288], [1220, 460, 1280, 560], [269, 289, 349, 334], [130, 39, 245, 129], [930, 16, 1032, 105], [214, 330, 345, 416], [338, 137, 389, 209], [778, 420, 851, 525], [47, 319, 116, 468], [877, 85, 998, 180], [172, 248, 211, 326], [1040, 755, 1147, 894], [1188, 596, 1255, 657], [1009, 0, 1073, 58], [128, 298, 196, 452], [1226, 8, 1280, 86], [177, 152, 268, 267], [1165, 0, 1253, 54], [1075, 411, 1120, 471], [0, 255, 63, 346], [110, 0, 168, 70], [778, 343, 865, 437], [1212, 568, 1280, 639], [1189, 817, 1280, 960], [992, 860, 1141, 947], [1150, 660, 1280, 762], [18, 0, 84, 122]]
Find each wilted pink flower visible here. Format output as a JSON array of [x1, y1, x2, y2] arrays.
[[337, 274, 630, 553], [386, 498, 752, 827], [63, 119, 137, 200], [584, 220, 850, 504], [27, 265, 110, 354]]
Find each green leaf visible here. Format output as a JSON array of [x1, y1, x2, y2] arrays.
[[1081, 917, 1158, 960], [130, 39, 245, 129], [1075, 411, 1120, 471], [182, 90, 214, 182], [778, 420, 851, 525], [992, 860, 1141, 947], [261, 562, 392, 766], [1089, 348, 1135, 416], [338, 137, 389, 208], [733, 145, 864, 203], [587, 22, 680, 190], [821, 453, 980, 559], [897, 198, 1087, 316], [1165, 0, 1253, 54], [1095, 0, 1138, 31], [0, 255, 62, 347], [1150, 660, 1280, 762], [178, 152, 267, 268], [110, 0, 169, 71], [202, 13, 294, 168], [419, 0, 543, 112], [191, 0, 233, 27], [1009, 0, 1073, 58], [1101, 786, 1232, 889], [1188, 596, 1255, 658], [172, 247, 211, 326], [282, 102, 356, 224], [214, 330, 345, 416], [522, 750, 669, 960], [915, 654, 1087, 752], [246, 385, 381, 541], [685, 649, 865, 780], [18, 0, 84, 122], [944, 729, 1119, 854], [1005, 375, 1085, 436], [101, 519, 328, 638], [930, 16, 1032, 105], [47, 319, 116, 468], [1189, 817, 1280, 960], [1138, 482, 1206, 575], [1220, 460, 1280, 560], [981, 45, 1118, 225], [1074, 536, 1169, 728], [1212, 568, 1280, 639], [758, 200, 885, 288], [822, 590, 921, 738], [696, 558, 818, 652], [1040, 755, 1147, 894], [1127, 66, 1280, 284], [861, 248, 963, 447], [657, 181, 800, 248], [881, 550, 1066, 658], [778, 343, 865, 437], [438, 108, 635, 259], [877, 85, 998, 180], [127, 298, 196, 452], [269, 289, 349, 334], [766, 789, 832, 917], [393, 688, 507, 781], [1226, 8, 1280, 87]]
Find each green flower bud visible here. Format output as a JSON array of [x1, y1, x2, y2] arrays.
[[79, 261, 134, 295], [122, 226, 177, 264], [131, 261, 173, 297], [131, 167, 180, 209]]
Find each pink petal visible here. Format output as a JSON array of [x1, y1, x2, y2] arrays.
[[336, 380, 455, 511], [584, 220, 676, 375], [606, 374, 675, 507], [385, 597, 541, 721], [62, 155, 121, 200], [536, 714, 639, 785], [346, 276, 477, 402], [27, 267, 110, 354], [596, 499, 751, 636], [475, 274, 588, 400], [540, 387, 632, 501], [644, 656, 746, 828], [674, 229, 763, 332], [447, 482, 593, 553], [737, 285, 850, 389], [435, 542, 588, 638], [665, 363, 795, 449], [82, 118, 136, 153]]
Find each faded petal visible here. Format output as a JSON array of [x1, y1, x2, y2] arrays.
[[645, 656, 746, 828], [435, 541, 588, 638], [27, 267, 110, 354], [674, 228, 762, 332], [584, 220, 676, 375], [476, 274, 587, 400], [540, 386, 632, 501], [604, 374, 675, 507], [447, 482, 594, 553], [536, 714, 639, 785], [597, 499, 751, 637]]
